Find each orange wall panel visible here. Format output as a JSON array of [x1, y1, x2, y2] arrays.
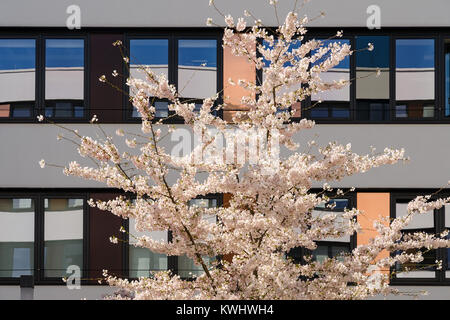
[[223, 39, 256, 122], [357, 193, 390, 272]]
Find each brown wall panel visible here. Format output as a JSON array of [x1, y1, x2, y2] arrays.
[[89, 34, 124, 122], [89, 193, 124, 281]]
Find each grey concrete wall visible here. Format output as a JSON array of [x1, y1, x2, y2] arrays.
[[0, 0, 448, 28], [0, 285, 117, 300], [1, 123, 450, 189], [0, 284, 449, 299]]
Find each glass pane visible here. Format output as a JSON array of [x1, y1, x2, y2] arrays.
[[356, 36, 390, 121], [0, 198, 34, 277], [45, 39, 84, 117], [395, 247, 436, 278], [54, 102, 72, 118], [396, 202, 434, 230], [395, 39, 435, 119], [44, 198, 83, 278], [12, 106, 32, 118], [445, 39, 450, 117], [0, 39, 35, 118], [312, 245, 328, 263], [178, 198, 217, 278], [130, 39, 169, 80], [178, 39, 217, 99], [331, 245, 350, 262], [311, 39, 350, 119], [129, 219, 168, 278], [178, 254, 215, 278], [310, 107, 329, 118], [130, 39, 169, 118], [313, 198, 350, 242]]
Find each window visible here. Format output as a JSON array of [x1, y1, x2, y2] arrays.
[[0, 198, 35, 278], [177, 198, 217, 278], [0, 39, 36, 119], [129, 39, 169, 119], [178, 39, 217, 101], [128, 219, 168, 278], [395, 39, 435, 119], [310, 39, 351, 119], [254, 31, 450, 123], [288, 197, 353, 264], [310, 198, 352, 262], [356, 36, 390, 121], [393, 198, 437, 279], [127, 34, 221, 122], [44, 39, 85, 119], [0, 35, 87, 121], [260, 39, 303, 117], [392, 198, 450, 283], [0, 194, 87, 284], [44, 198, 84, 278], [127, 196, 219, 279]]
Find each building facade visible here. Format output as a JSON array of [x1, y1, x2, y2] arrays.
[[1, 0, 450, 299]]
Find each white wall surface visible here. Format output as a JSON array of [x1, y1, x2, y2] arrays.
[[0, 285, 117, 300], [0, 284, 449, 300], [1, 123, 450, 189], [0, 0, 449, 28]]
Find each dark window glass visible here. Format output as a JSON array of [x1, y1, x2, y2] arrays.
[[44, 198, 83, 278], [310, 39, 350, 119], [261, 39, 303, 117], [0, 198, 34, 278], [394, 199, 436, 279], [178, 198, 217, 278], [45, 39, 85, 118], [288, 198, 352, 264], [128, 220, 168, 278], [178, 39, 217, 99], [356, 36, 390, 121], [0, 39, 35, 118], [395, 39, 435, 119], [129, 39, 169, 119], [445, 40, 450, 118]]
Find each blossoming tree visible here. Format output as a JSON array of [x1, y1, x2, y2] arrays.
[[40, 0, 450, 299]]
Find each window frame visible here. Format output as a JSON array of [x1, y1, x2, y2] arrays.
[[392, 35, 438, 122], [0, 192, 89, 285], [123, 31, 223, 124], [287, 191, 357, 265], [0, 31, 90, 123], [123, 193, 223, 280], [0, 34, 39, 122], [255, 28, 450, 124], [390, 192, 450, 286]]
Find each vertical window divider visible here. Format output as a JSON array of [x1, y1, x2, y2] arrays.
[[437, 34, 443, 120], [350, 35, 356, 121], [123, 33, 131, 121], [31, 194, 40, 284], [82, 193, 89, 285], [37, 193, 45, 283], [122, 217, 130, 279], [37, 35, 44, 119], [389, 34, 395, 122], [84, 34, 90, 121], [216, 32, 224, 119]]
